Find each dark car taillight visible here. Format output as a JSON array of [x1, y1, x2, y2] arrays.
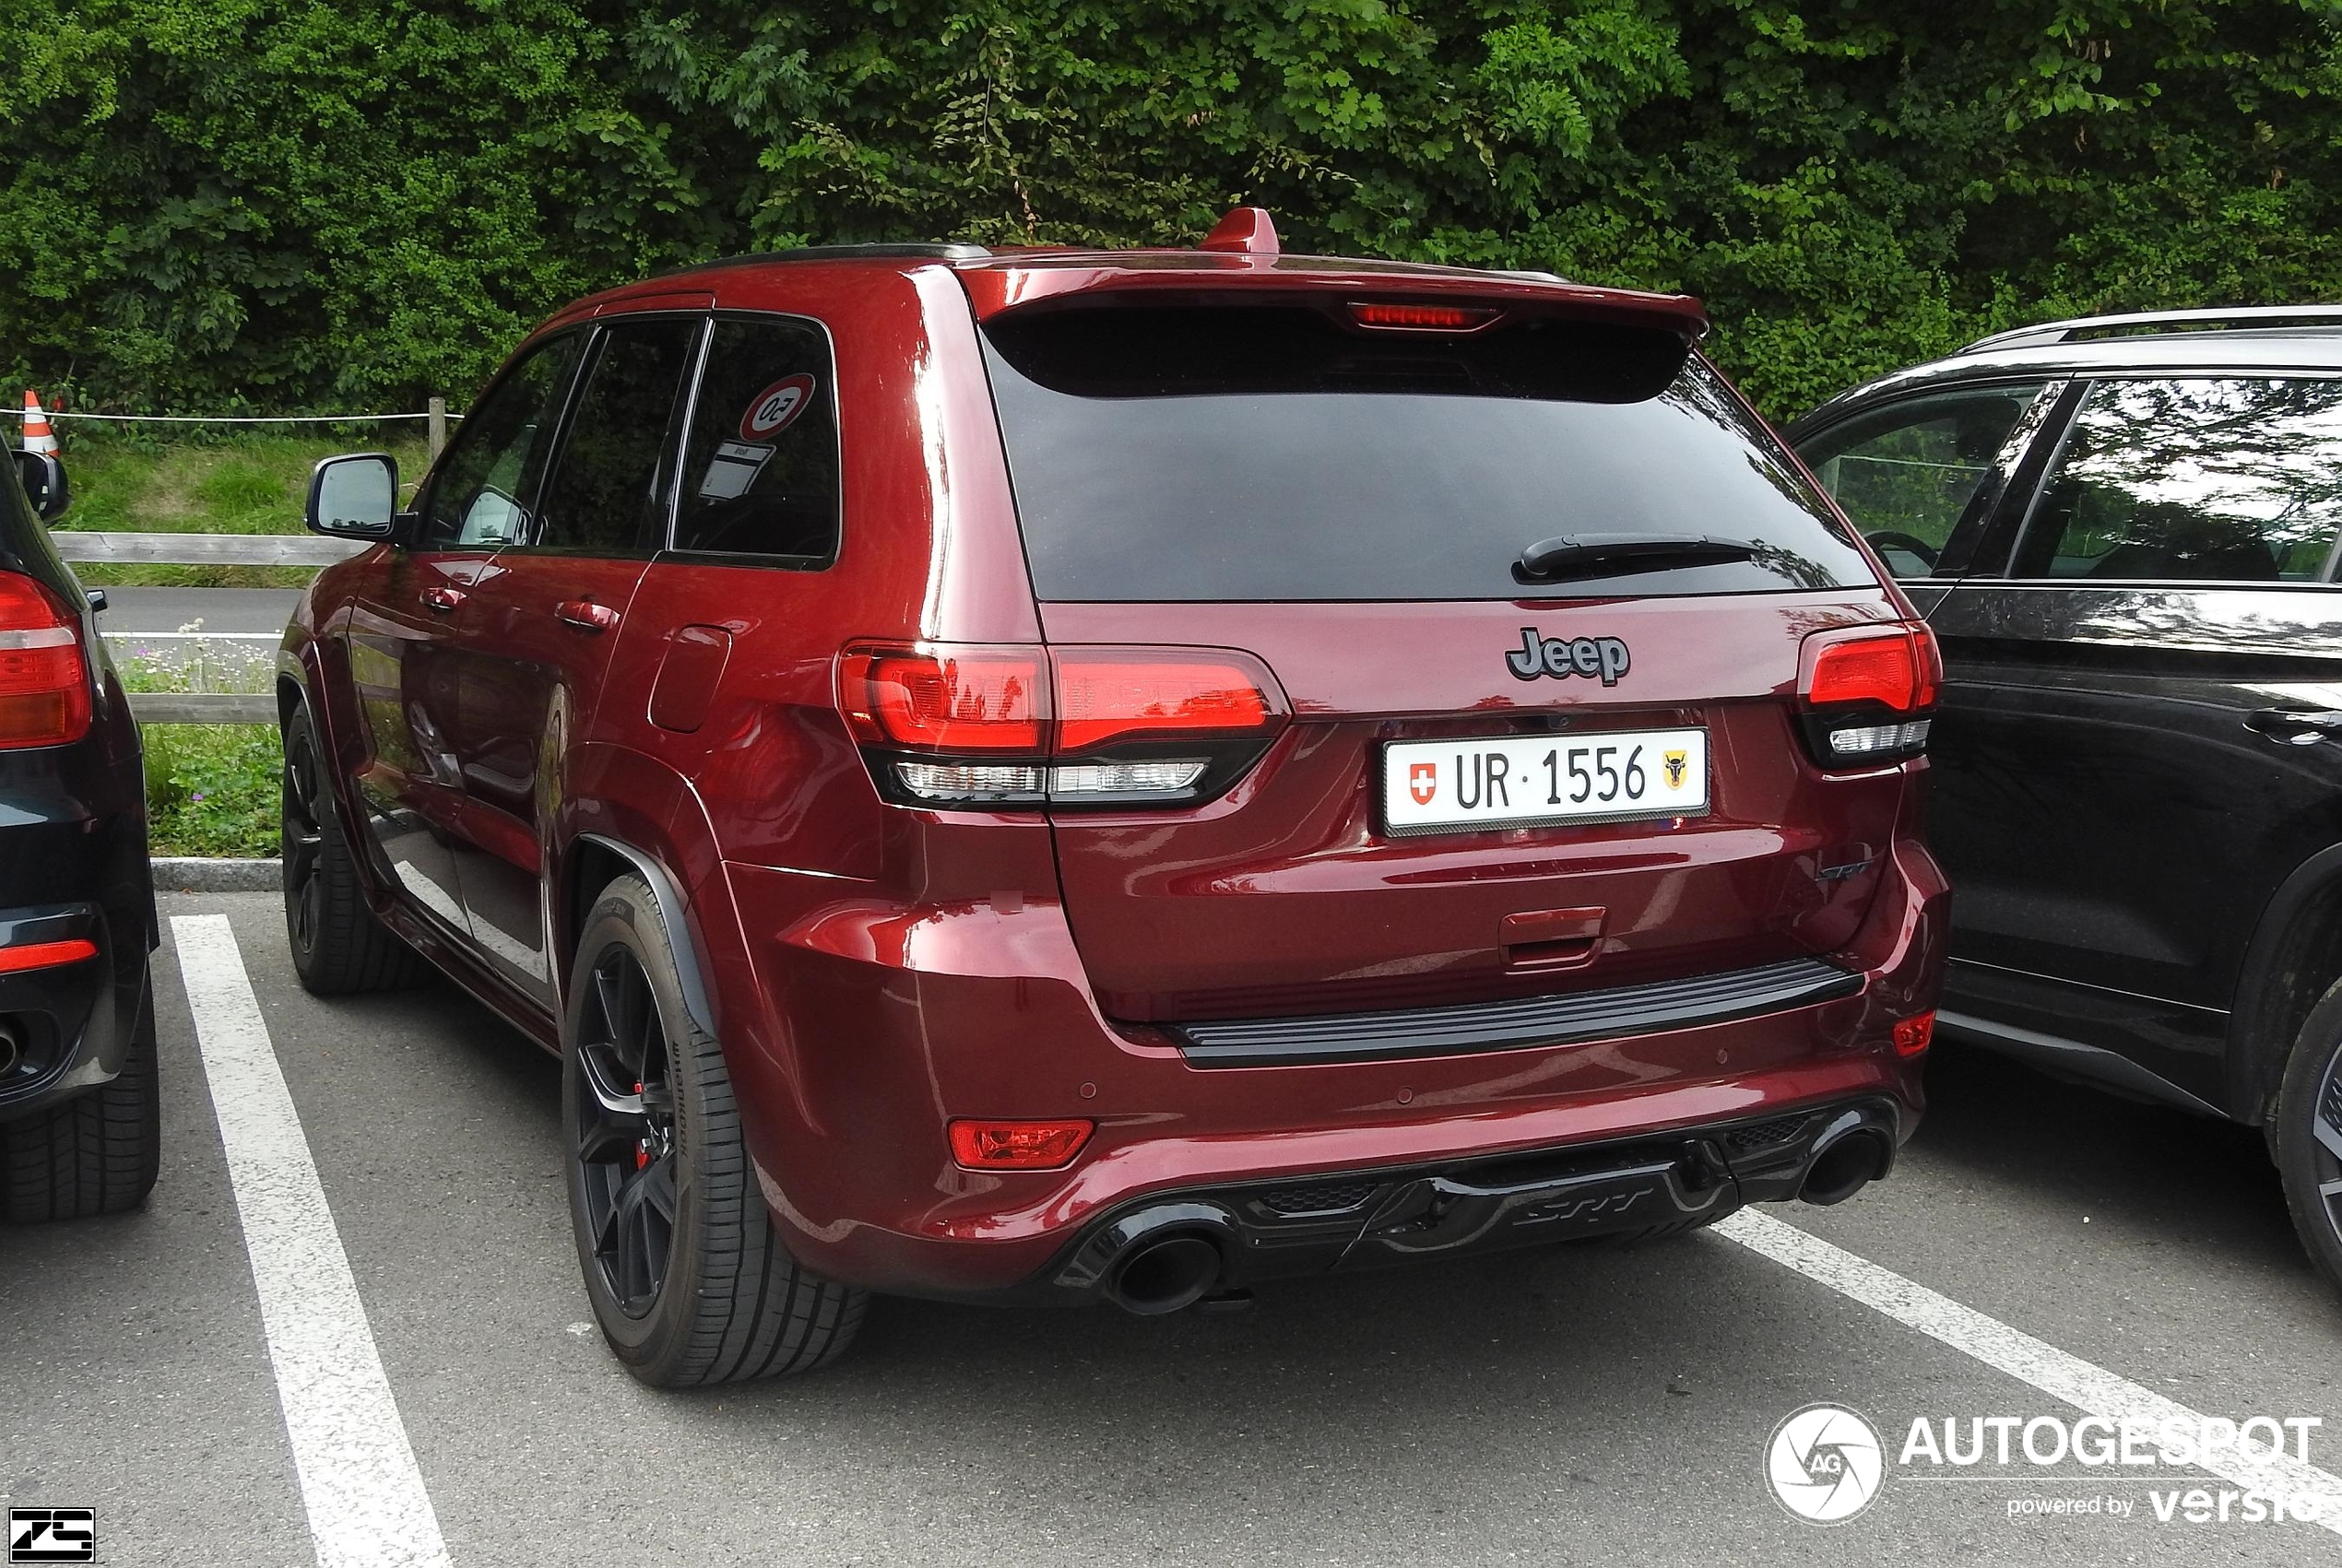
[[837, 642, 1287, 808], [1795, 623, 1938, 768], [0, 573, 90, 749]]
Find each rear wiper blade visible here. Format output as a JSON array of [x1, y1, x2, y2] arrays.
[[1513, 532, 1759, 584]]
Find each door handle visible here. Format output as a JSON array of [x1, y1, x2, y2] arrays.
[[2246, 708, 2342, 746], [556, 598, 619, 633], [420, 586, 466, 614]]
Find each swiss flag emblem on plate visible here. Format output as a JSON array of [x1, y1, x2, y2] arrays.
[[1409, 761, 1437, 806]]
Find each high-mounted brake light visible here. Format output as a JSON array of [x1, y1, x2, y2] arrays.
[[1796, 625, 1938, 767], [1348, 301, 1501, 333], [948, 1119, 1094, 1171], [837, 643, 1286, 808], [0, 573, 90, 749]]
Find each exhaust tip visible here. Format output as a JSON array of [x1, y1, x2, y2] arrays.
[[0, 1020, 20, 1078], [1799, 1130, 1889, 1207], [1106, 1234, 1223, 1316]]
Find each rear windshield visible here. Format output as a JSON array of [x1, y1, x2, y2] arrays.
[[981, 304, 1877, 602]]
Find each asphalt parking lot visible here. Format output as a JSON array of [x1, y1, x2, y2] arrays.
[[6, 892, 2341, 1566]]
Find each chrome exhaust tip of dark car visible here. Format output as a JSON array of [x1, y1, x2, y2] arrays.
[[1797, 1127, 1893, 1207], [1105, 1232, 1224, 1316], [0, 1019, 19, 1078]]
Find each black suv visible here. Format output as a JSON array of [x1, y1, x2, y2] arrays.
[[0, 444, 159, 1220], [1789, 306, 2342, 1298]]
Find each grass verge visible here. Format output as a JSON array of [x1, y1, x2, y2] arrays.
[[117, 652, 280, 859]]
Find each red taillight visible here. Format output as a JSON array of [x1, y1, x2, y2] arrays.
[[838, 645, 1046, 752], [1055, 654, 1274, 751], [1892, 1010, 1935, 1057], [837, 643, 1285, 807], [0, 573, 89, 749], [948, 1118, 1094, 1170], [1348, 301, 1500, 332], [0, 937, 97, 973], [1805, 631, 1927, 713]]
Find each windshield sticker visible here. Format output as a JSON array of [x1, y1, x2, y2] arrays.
[[739, 374, 817, 440]]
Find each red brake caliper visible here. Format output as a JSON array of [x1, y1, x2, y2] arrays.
[[634, 1081, 650, 1170]]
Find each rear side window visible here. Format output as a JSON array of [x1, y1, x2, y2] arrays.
[[980, 304, 1876, 602], [533, 316, 701, 554], [672, 317, 840, 562], [2013, 378, 2342, 582]]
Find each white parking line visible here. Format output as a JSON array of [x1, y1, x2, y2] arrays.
[[1718, 1207, 2342, 1531], [173, 914, 454, 1568]]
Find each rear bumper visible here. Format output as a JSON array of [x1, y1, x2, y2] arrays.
[[723, 824, 1946, 1299], [0, 901, 148, 1123], [955, 1094, 1900, 1307]]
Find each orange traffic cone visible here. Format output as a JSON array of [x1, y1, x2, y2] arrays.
[[19, 390, 56, 455]]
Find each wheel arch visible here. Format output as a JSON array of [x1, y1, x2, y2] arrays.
[[560, 832, 717, 1041], [2229, 842, 2342, 1124]]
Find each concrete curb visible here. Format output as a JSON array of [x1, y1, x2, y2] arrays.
[[152, 856, 280, 892]]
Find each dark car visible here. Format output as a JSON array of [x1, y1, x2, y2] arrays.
[[284, 209, 1947, 1385], [1788, 306, 2342, 1301], [0, 443, 160, 1220]]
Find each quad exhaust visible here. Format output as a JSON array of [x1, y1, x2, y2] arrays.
[[0, 1019, 19, 1078]]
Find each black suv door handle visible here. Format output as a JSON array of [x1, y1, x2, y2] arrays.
[[2246, 708, 2342, 746]]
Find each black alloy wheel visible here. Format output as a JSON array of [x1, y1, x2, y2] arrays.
[[2277, 981, 2342, 1303], [571, 943, 679, 1316], [282, 719, 327, 958]]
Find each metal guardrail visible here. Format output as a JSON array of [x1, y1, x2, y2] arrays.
[[53, 531, 366, 567], [58, 529, 347, 725], [127, 692, 278, 724]]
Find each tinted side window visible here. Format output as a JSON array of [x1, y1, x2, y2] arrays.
[[2014, 378, 2342, 583], [532, 317, 701, 554], [420, 334, 584, 548], [672, 317, 840, 562], [1799, 384, 2045, 580]]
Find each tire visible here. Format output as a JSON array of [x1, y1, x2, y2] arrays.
[[281, 701, 429, 995], [1, 972, 160, 1220], [2275, 980, 2342, 1301], [563, 874, 866, 1385]]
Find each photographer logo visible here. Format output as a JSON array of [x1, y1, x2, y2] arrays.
[[1768, 1405, 1886, 1525]]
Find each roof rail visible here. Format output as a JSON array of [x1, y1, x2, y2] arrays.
[[1957, 305, 2342, 356], [663, 242, 993, 277]]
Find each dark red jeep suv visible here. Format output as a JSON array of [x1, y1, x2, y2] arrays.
[[285, 210, 1947, 1385]]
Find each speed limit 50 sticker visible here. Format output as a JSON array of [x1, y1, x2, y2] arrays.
[[739, 374, 818, 441]]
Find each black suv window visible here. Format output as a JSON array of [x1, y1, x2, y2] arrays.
[[1799, 384, 2046, 580], [2014, 378, 2342, 583], [532, 316, 702, 554], [420, 333, 585, 548], [981, 304, 1876, 602], [672, 317, 840, 562]]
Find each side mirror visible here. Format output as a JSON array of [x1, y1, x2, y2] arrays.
[[306, 453, 400, 539], [13, 450, 68, 522]]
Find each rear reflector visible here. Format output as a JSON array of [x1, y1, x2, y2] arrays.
[[1892, 1010, 1935, 1057], [0, 937, 97, 973], [948, 1119, 1094, 1170], [1348, 301, 1501, 332], [0, 573, 89, 749]]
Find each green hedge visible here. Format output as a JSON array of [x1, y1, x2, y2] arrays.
[[4, 1, 2337, 420]]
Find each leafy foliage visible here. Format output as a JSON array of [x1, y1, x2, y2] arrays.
[[1, 1, 2336, 419]]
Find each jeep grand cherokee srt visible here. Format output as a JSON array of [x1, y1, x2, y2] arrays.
[[283, 210, 1947, 1385]]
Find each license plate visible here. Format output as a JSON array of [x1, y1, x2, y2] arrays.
[[1381, 728, 1709, 834]]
